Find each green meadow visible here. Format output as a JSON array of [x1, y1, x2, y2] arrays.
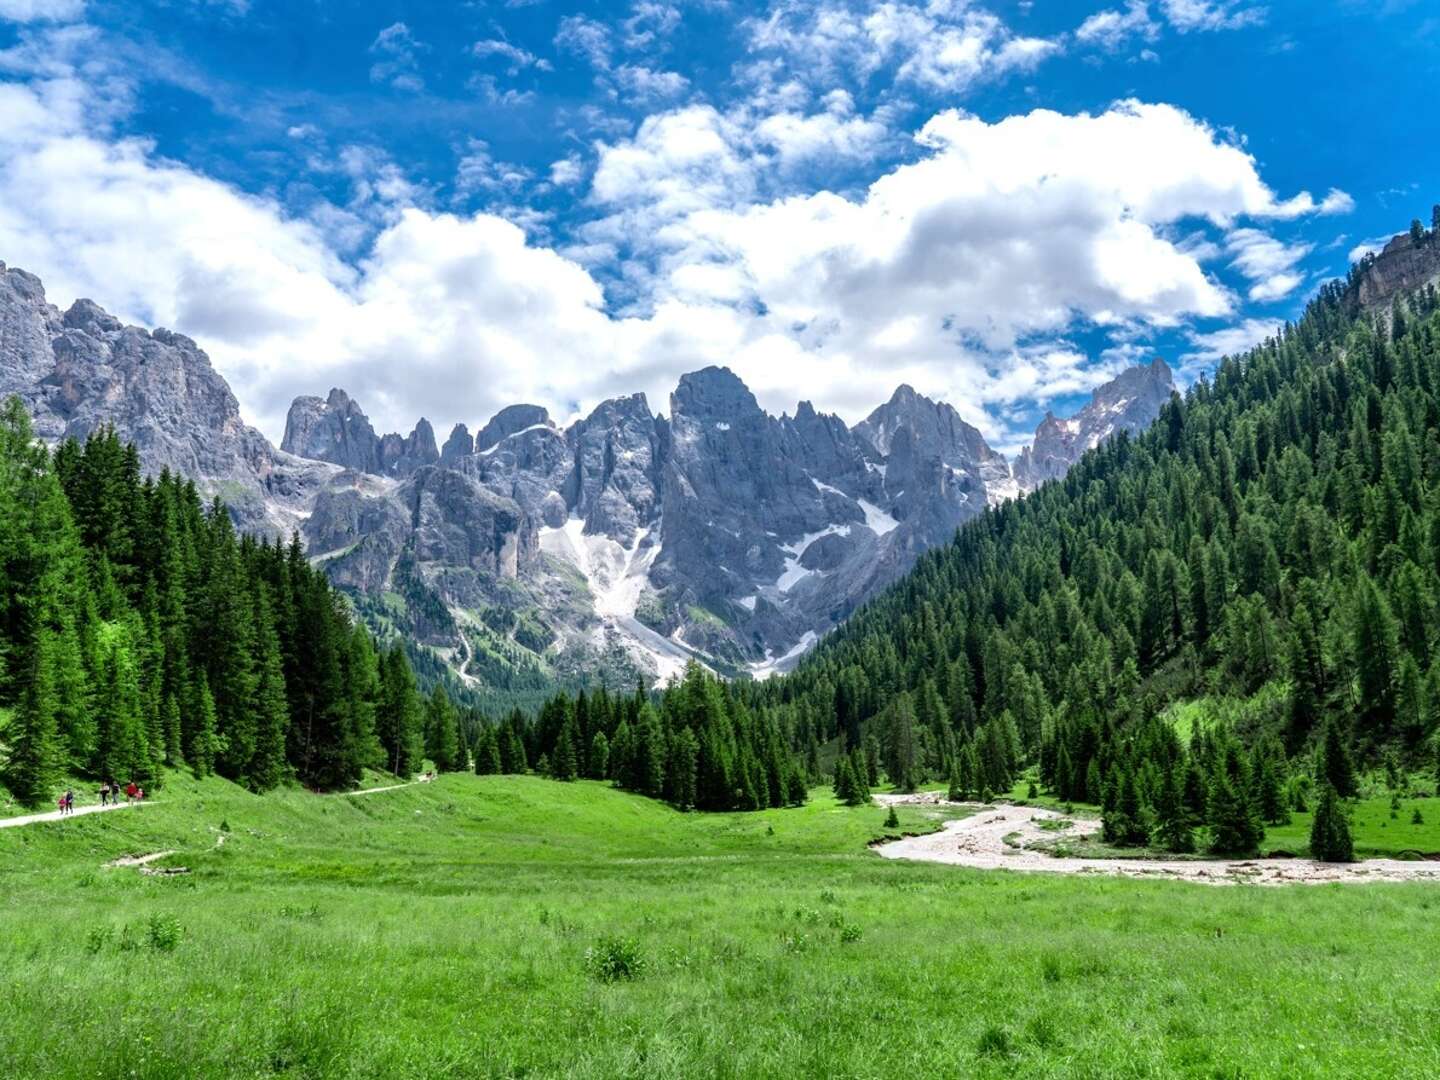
[[3, 772, 1439, 1079]]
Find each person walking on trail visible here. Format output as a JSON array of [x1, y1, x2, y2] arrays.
[[99, 781, 110, 807], [63, 790, 74, 815], [125, 781, 138, 805]]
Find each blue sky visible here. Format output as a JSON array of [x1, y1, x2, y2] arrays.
[[0, 0, 1436, 451]]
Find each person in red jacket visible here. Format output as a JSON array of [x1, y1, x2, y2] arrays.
[[125, 781, 139, 804]]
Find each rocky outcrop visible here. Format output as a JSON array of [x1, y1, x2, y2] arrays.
[[476, 403, 550, 451], [440, 423, 474, 466], [0, 262, 333, 533], [280, 389, 437, 478], [1013, 358, 1174, 491], [1353, 229, 1440, 312]]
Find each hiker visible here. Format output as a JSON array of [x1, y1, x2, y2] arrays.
[[99, 781, 110, 806], [125, 781, 138, 804], [63, 790, 74, 815]]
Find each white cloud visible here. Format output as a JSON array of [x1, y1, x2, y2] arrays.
[[0, 52, 1348, 453], [369, 22, 426, 93], [549, 155, 584, 186], [613, 64, 689, 101], [1224, 226, 1310, 301], [472, 38, 553, 76], [1076, 2, 1159, 51], [746, 0, 1061, 95], [555, 15, 613, 71], [1160, 0, 1266, 32], [1349, 235, 1391, 263], [0, 0, 83, 22], [1182, 317, 1282, 374]]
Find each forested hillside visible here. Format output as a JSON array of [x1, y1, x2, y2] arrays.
[[749, 249, 1440, 851], [0, 402, 439, 805]]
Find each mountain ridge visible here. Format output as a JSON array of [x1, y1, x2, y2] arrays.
[[0, 255, 1177, 701]]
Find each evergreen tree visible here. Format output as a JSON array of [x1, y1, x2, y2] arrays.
[[424, 685, 462, 772], [589, 730, 610, 780], [1309, 782, 1355, 862], [1317, 716, 1359, 798], [1152, 760, 1194, 853], [5, 629, 62, 806], [1206, 746, 1264, 856]]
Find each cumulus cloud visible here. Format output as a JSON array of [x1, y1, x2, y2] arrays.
[[1181, 316, 1282, 375], [0, 44, 1349, 451], [472, 38, 553, 76]]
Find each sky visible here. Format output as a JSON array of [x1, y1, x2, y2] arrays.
[[0, 1, 1436, 454]]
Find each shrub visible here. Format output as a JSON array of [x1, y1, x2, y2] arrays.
[[1412, 809, 1424, 825], [584, 935, 647, 983], [883, 806, 899, 829], [838, 923, 862, 944], [146, 913, 182, 952]]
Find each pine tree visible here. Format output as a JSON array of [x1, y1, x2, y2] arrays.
[[1309, 782, 1355, 862], [424, 685, 462, 772], [1152, 760, 1194, 853], [551, 719, 579, 781], [589, 730, 610, 780], [5, 629, 62, 807], [1206, 746, 1264, 856], [476, 728, 503, 775], [1317, 716, 1358, 798]]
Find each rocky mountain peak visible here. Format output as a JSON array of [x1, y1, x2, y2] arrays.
[[476, 403, 551, 452], [671, 365, 761, 420]]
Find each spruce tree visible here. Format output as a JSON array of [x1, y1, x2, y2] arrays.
[[1152, 760, 1194, 853], [589, 730, 610, 780], [5, 629, 62, 807], [1206, 748, 1264, 855], [1309, 782, 1355, 862], [1317, 716, 1358, 798]]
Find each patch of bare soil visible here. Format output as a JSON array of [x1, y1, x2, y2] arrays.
[[872, 796, 1440, 886]]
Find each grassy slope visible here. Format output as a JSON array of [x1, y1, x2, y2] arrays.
[[3, 773, 1439, 1079]]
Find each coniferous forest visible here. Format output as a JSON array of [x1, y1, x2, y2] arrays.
[[0, 402, 435, 804], [744, 262, 1440, 853]]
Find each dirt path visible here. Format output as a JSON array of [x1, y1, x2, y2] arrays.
[[335, 774, 430, 797], [0, 800, 146, 830], [872, 796, 1440, 886], [105, 850, 176, 868]]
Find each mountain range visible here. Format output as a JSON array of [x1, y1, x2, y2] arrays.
[[18, 230, 1435, 699]]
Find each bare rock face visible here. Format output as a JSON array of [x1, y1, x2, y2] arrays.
[[568, 392, 665, 545], [440, 423, 474, 466], [476, 403, 550, 451], [0, 262, 332, 533], [1013, 358, 1175, 491], [1354, 230, 1440, 312], [282, 388, 382, 473], [280, 389, 437, 478]]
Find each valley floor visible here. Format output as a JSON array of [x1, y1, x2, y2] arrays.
[[2, 773, 1438, 1078]]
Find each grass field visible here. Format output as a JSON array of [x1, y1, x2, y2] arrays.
[[3, 772, 1440, 1079]]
